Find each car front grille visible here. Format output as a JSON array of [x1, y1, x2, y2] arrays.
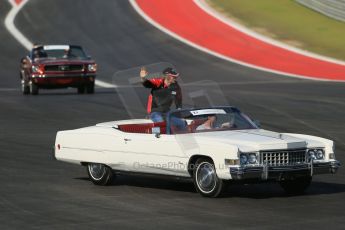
[[44, 64, 84, 72], [261, 149, 307, 166]]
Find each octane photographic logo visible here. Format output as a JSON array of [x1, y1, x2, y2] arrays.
[[112, 62, 229, 162], [132, 161, 229, 171]]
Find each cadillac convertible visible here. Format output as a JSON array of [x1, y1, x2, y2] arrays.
[[20, 45, 97, 95], [54, 107, 340, 197]]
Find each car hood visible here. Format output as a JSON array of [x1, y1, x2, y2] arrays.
[[192, 129, 309, 152], [34, 58, 95, 65]]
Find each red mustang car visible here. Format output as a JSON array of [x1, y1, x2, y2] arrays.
[[20, 45, 97, 95]]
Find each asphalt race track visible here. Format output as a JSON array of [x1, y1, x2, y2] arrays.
[[1, 0, 345, 229]]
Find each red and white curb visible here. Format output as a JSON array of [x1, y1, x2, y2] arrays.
[[5, 0, 116, 88], [130, 0, 345, 82], [196, 0, 345, 67]]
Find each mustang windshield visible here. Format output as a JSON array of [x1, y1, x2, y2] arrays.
[[169, 107, 257, 134], [32, 46, 88, 60]]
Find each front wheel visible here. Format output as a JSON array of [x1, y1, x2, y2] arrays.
[[86, 83, 95, 94], [29, 81, 39, 95], [87, 163, 114, 186], [21, 80, 30, 95], [193, 158, 224, 197], [280, 176, 312, 195]]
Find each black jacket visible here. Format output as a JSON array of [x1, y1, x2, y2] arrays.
[[142, 78, 182, 113]]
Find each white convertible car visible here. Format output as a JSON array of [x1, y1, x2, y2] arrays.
[[54, 106, 340, 197]]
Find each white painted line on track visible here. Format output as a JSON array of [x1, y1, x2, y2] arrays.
[[7, 0, 16, 7], [0, 88, 18, 92], [196, 0, 345, 67], [5, 0, 32, 50], [94, 80, 117, 88], [5, 0, 117, 89], [129, 0, 345, 82]]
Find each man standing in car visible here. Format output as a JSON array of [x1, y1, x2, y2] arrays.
[[140, 66, 182, 123]]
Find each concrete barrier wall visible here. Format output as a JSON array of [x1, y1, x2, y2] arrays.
[[296, 0, 345, 22]]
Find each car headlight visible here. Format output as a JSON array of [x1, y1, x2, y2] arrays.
[[248, 153, 257, 164], [240, 154, 248, 165], [31, 65, 44, 74], [308, 150, 316, 160], [240, 153, 258, 165], [316, 149, 324, 160], [308, 149, 324, 160], [32, 65, 39, 72], [88, 64, 97, 72]]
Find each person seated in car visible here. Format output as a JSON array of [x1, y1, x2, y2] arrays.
[[32, 49, 41, 60], [63, 49, 71, 58], [32, 49, 47, 60], [196, 115, 217, 131]]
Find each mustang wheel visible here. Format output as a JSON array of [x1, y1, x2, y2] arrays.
[[87, 163, 114, 186], [77, 86, 85, 94], [280, 176, 312, 195], [29, 81, 39, 95], [21, 80, 30, 95], [193, 158, 224, 197], [86, 83, 95, 94]]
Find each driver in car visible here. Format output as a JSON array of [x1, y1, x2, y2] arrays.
[[196, 115, 217, 131], [196, 114, 233, 131]]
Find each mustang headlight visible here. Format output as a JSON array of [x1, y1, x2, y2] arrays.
[[240, 154, 248, 165], [88, 64, 97, 72], [32, 65, 39, 72], [31, 65, 44, 75]]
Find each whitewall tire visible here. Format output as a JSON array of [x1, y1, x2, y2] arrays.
[[193, 158, 224, 197], [87, 163, 114, 186]]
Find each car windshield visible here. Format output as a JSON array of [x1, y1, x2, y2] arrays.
[[168, 107, 257, 134], [32, 45, 88, 60]]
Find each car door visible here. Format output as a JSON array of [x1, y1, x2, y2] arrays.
[[113, 132, 192, 177]]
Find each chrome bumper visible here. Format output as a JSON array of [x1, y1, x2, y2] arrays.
[[32, 73, 95, 78], [230, 161, 340, 180]]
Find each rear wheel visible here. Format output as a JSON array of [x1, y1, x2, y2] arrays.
[[280, 176, 312, 195], [87, 163, 114, 186], [29, 81, 39, 95], [193, 158, 224, 197], [77, 85, 85, 94]]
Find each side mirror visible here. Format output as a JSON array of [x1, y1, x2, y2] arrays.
[[152, 127, 161, 138], [253, 120, 261, 128], [86, 55, 92, 60]]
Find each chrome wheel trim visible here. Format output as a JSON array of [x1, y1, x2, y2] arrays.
[[21, 80, 25, 92], [88, 163, 106, 181], [195, 162, 217, 194]]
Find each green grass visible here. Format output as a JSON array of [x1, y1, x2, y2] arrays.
[[207, 0, 345, 61]]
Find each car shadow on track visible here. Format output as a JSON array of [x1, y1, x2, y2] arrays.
[[222, 181, 345, 199], [74, 175, 345, 198]]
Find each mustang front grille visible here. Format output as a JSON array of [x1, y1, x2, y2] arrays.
[[44, 65, 84, 72], [261, 149, 307, 166]]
